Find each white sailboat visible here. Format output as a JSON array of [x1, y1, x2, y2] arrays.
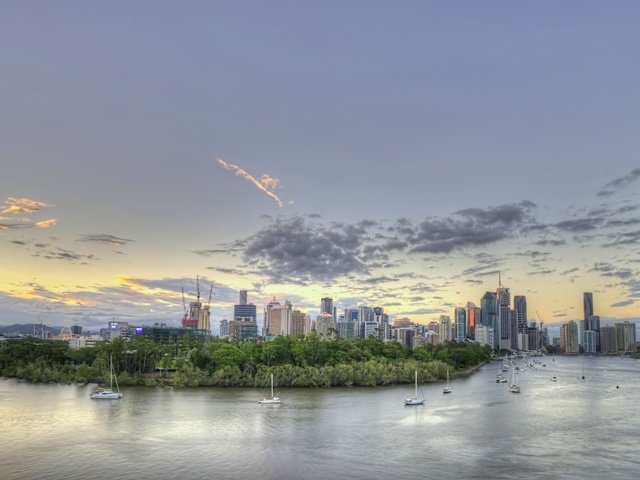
[[509, 366, 520, 394], [443, 369, 452, 394], [90, 355, 123, 399], [404, 370, 425, 406], [259, 373, 281, 404]]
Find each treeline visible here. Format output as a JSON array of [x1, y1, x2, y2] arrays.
[[0, 333, 492, 388]]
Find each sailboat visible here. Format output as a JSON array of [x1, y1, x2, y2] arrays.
[[509, 366, 520, 393], [259, 373, 281, 404], [404, 370, 425, 406], [90, 355, 123, 399], [443, 369, 452, 394]]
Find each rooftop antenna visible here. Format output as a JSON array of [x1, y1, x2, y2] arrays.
[[196, 275, 201, 302], [498, 271, 503, 288]]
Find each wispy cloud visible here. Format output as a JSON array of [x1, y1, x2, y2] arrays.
[[2, 197, 52, 214], [35, 219, 57, 229], [217, 158, 284, 207], [79, 234, 135, 247], [598, 168, 640, 197]]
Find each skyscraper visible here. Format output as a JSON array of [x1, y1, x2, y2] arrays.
[[481, 292, 499, 349], [455, 307, 466, 342], [320, 297, 334, 317], [583, 292, 594, 322]]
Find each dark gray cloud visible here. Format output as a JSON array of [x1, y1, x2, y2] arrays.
[[79, 234, 135, 247], [589, 262, 634, 280], [243, 216, 371, 283], [603, 231, 640, 248], [34, 247, 97, 263], [397, 201, 538, 254], [554, 218, 603, 232], [598, 168, 640, 197], [10, 240, 29, 245], [611, 299, 635, 307]]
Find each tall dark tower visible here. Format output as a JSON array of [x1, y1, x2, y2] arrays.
[[583, 292, 594, 327]]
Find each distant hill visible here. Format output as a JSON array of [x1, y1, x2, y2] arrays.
[[0, 323, 62, 336]]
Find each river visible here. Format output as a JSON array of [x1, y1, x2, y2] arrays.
[[1, 355, 639, 480]]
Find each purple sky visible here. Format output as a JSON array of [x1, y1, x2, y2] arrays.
[[1, 1, 639, 334]]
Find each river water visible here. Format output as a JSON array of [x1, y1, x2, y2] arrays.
[[1, 356, 639, 480]]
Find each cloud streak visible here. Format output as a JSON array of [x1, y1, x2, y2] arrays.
[[598, 168, 640, 197], [217, 158, 284, 207], [79, 234, 135, 247], [2, 197, 52, 214]]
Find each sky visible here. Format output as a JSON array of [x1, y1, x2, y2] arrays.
[[1, 1, 639, 336]]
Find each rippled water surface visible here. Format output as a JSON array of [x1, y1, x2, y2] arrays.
[[2, 356, 639, 480]]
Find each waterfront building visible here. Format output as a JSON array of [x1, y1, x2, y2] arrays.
[[583, 330, 597, 354], [291, 309, 311, 336], [481, 291, 499, 348], [615, 321, 637, 353], [600, 326, 617, 354], [266, 300, 293, 337], [455, 307, 466, 343], [439, 315, 452, 342], [466, 302, 480, 340], [527, 321, 539, 352], [229, 290, 257, 341], [263, 297, 281, 337], [475, 325, 495, 350], [514, 295, 527, 344], [315, 312, 336, 339], [517, 332, 529, 351], [510, 310, 519, 350], [229, 320, 258, 342], [560, 320, 579, 354]]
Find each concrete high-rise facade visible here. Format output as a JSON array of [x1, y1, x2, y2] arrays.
[[440, 315, 452, 342], [560, 320, 579, 354], [266, 300, 293, 337]]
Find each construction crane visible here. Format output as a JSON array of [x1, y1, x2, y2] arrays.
[[536, 311, 544, 330], [207, 285, 213, 309], [181, 287, 187, 319]]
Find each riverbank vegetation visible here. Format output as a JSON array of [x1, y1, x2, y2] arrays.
[[0, 333, 491, 388]]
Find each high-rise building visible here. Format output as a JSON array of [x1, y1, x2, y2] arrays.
[[475, 325, 495, 350], [263, 297, 281, 337], [481, 292, 499, 348], [583, 292, 594, 322], [583, 330, 597, 354], [229, 289, 258, 341], [560, 320, 579, 354], [321, 297, 334, 317], [615, 321, 637, 353], [510, 310, 519, 350], [315, 312, 336, 338], [455, 307, 466, 343], [514, 296, 527, 334], [266, 300, 293, 337], [440, 315, 452, 342], [219, 319, 229, 337], [600, 326, 617, 354], [467, 302, 480, 340], [291, 309, 310, 336]]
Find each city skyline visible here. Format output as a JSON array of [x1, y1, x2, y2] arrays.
[[1, 2, 639, 333]]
